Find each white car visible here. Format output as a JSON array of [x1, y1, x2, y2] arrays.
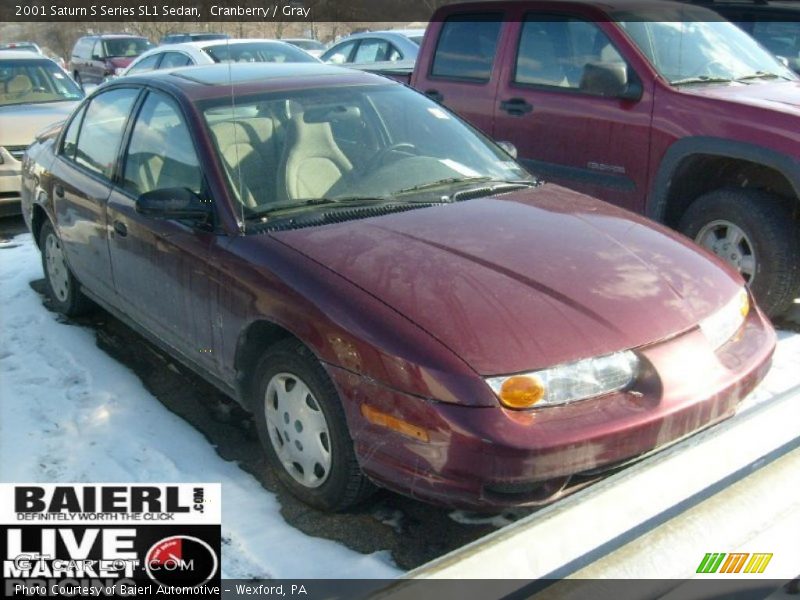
[[120, 39, 320, 77], [0, 51, 83, 216]]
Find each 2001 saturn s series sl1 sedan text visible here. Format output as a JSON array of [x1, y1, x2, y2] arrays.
[[21, 63, 775, 511]]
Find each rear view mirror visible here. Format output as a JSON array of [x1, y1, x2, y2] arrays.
[[497, 141, 518, 159], [136, 188, 212, 222], [580, 62, 643, 101]]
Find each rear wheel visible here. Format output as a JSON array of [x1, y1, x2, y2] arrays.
[[679, 188, 800, 317], [39, 221, 92, 316], [250, 338, 374, 511]]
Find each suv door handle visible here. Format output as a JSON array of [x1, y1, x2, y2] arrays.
[[425, 89, 444, 103], [500, 98, 534, 116], [113, 221, 128, 237]]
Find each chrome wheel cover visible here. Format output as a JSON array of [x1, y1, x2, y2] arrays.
[[696, 219, 756, 283], [44, 232, 70, 302], [264, 372, 332, 488]]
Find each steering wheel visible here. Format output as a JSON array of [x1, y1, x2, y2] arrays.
[[362, 143, 419, 171]]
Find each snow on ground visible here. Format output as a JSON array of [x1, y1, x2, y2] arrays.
[[1, 232, 799, 578], [0, 233, 400, 579]]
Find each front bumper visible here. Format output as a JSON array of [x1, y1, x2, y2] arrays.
[[328, 305, 776, 510], [0, 147, 23, 216]]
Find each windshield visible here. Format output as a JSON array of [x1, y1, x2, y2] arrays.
[[617, 15, 796, 84], [0, 59, 83, 106], [103, 38, 152, 58], [288, 40, 325, 51], [204, 42, 318, 64], [202, 84, 531, 223]]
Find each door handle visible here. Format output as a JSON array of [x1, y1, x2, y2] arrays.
[[425, 89, 444, 103], [54, 184, 65, 199], [500, 98, 534, 116], [113, 221, 128, 237]]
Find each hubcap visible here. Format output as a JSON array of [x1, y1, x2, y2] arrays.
[[45, 233, 70, 302], [696, 220, 756, 283], [264, 372, 331, 488]]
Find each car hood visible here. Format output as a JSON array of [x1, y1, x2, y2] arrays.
[[0, 101, 78, 147], [682, 80, 800, 116], [272, 185, 743, 375]]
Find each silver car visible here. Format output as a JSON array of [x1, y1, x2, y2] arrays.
[[321, 29, 425, 67], [0, 51, 83, 216]]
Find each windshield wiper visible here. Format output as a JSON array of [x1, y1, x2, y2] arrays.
[[245, 196, 390, 219], [671, 75, 733, 86], [735, 71, 788, 83]]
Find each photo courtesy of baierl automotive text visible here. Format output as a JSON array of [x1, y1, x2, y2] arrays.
[[0, 0, 799, 598]]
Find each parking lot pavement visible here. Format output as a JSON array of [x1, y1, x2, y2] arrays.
[[1, 221, 798, 574]]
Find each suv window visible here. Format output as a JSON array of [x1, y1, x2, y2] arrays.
[[73, 38, 93, 59], [123, 91, 202, 196], [515, 16, 624, 89], [74, 88, 139, 179], [431, 14, 502, 81], [92, 40, 104, 60], [354, 39, 402, 62], [128, 54, 160, 74], [159, 52, 193, 69]]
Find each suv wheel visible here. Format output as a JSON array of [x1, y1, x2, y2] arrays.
[[39, 221, 93, 316], [250, 338, 374, 511], [679, 188, 799, 317]]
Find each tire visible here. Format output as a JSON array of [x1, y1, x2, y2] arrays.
[[678, 188, 800, 317], [39, 220, 93, 317], [250, 338, 374, 511]]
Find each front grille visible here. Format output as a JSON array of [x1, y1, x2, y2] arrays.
[[4, 146, 27, 161]]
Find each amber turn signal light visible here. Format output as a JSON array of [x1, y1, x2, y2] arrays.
[[361, 404, 429, 442], [499, 375, 545, 409]]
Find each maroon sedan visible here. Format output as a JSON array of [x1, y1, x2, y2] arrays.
[[20, 64, 775, 511]]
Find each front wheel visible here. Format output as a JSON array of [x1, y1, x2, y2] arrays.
[[250, 338, 374, 511], [679, 188, 799, 317], [39, 220, 93, 316]]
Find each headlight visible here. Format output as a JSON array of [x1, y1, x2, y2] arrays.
[[700, 288, 749, 349], [486, 351, 639, 410]]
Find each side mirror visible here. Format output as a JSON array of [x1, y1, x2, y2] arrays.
[[136, 188, 212, 222], [497, 141, 518, 159], [91, 54, 103, 61], [580, 62, 643, 101]]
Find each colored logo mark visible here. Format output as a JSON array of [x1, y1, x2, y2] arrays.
[[696, 552, 773, 574]]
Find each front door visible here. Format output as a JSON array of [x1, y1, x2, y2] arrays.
[[492, 13, 654, 212], [107, 89, 217, 370]]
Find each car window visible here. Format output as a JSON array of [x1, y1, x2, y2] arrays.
[[353, 39, 402, 63], [431, 14, 503, 81], [203, 42, 316, 64], [61, 104, 86, 160], [127, 53, 160, 74], [515, 16, 625, 90], [74, 88, 139, 179], [159, 52, 193, 69], [104, 38, 151, 58], [751, 21, 800, 59], [92, 40, 104, 59], [0, 59, 83, 106], [123, 91, 202, 196], [322, 40, 357, 64]]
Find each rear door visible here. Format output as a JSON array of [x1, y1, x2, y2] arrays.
[[412, 12, 509, 136], [49, 87, 140, 302], [106, 89, 217, 369], [492, 10, 654, 211]]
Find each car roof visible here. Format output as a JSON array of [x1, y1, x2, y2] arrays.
[[0, 50, 50, 61], [116, 62, 393, 101], [181, 38, 298, 49], [81, 34, 148, 40]]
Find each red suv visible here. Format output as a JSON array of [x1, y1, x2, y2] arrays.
[[69, 34, 152, 87], [404, 0, 800, 316]]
